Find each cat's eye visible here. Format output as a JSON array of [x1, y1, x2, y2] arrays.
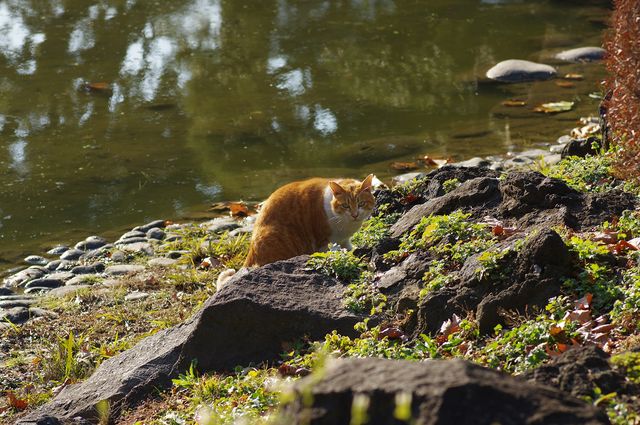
[[341, 203, 349, 209]]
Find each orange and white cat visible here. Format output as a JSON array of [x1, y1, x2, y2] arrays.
[[216, 174, 375, 289]]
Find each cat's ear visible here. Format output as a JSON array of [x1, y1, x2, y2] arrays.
[[329, 181, 347, 196], [359, 174, 374, 193]]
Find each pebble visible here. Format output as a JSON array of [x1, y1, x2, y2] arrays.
[[115, 237, 148, 246], [165, 223, 185, 231], [66, 275, 100, 286], [134, 220, 166, 233], [229, 226, 254, 237], [486, 59, 557, 83], [75, 235, 107, 251], [557, 135, 572, 145], [555, 46, 605, 63], [146, 228, 166, 240], [454, 157, 492, 168], [24, 255, 48, 266], [110, 250, 127, 262], [3, 268, 46, 287], [0, 299, 36, 308], [28, 307, 58, 319], [24, 287, 52, 294], [45, 260, 63, 271], [168, 250, 189, 259], [120, 242, 154, 256], [147, 257, 178, 267], [104, 265, 145, 276], [48, 285, 91, 297], [120, 230, 146, 240], [47, 245, 69, 255], [124, 291, 149, 301], [0, 307, 29, 324], [71, 263, 105, 275], [164, 234, 182, 243], [56, 260, 77, 271], [0, 287, 14, 296], [24, 278, 64, 289], [203, 217, 241, 234], [60, 249, 84, 261], [47, 272, 75, 282]]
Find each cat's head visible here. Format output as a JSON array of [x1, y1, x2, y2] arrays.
[[329, 174, 375, 221]]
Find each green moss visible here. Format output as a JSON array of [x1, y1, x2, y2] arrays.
[[442, 178, 461, 193], [307, 249, 367, 282], [611, 352, 640, 384], [342, 272, 387, 315], [543, 152, 615, 193], [352, 213, 400, 249]]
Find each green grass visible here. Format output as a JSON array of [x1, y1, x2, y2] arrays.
[[307, 249, 367, 282]]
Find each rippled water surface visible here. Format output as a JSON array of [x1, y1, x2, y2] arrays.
[[0, 0, 609, 267]]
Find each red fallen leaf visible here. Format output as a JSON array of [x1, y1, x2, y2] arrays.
[[278, 364, 298, 377], [574, 293, 593, 310], [401, 193, 418, 205], [612, 240, 637, 255], [379, 327, 404, 340], [439, 314, 462, 338], [390, 161, 419, 172], [6, 391, 28, 411], [492, 225, 504, 236], [545, 344, 562, 358]]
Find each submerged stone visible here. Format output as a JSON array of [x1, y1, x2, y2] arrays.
[[555, 46, 605, 62], [486, 59, 557, 82]]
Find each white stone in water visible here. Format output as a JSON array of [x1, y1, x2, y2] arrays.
[[486, 59, 557, 83], [555, 46, 605, 63]]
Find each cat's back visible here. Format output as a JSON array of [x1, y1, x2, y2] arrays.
[[257, 177, 329, 224]]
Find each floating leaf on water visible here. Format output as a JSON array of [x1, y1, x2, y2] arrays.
[[533, 101, 575, 114], [588, 92, 604, 100], [390, 161, 419, 171], [555, 81, 576, 88], [416, 155, 453, 168], [83, 82, 112, 94], [208, 201, 255, 218], [501, 99, 527, 107], [563, 73, 584, 80]]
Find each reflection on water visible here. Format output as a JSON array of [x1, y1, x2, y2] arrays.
[[0, 0, 608, 266]]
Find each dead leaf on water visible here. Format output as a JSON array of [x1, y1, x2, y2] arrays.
[[533, 101, 575, 114], [390, 161, 419, 172], [555, 81, 576, 88], [564, 73, 584, 80], [208, 201, 256, 218], [501, 99, 527, 107], [83, 82, 112, 94]]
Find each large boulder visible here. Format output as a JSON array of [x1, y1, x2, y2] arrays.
[[486, 59, 557, 83], [18, 257, 362, 424], [416, 229, 573, 335], [283, 357, 609, 424], [524, 346, 630, 399]]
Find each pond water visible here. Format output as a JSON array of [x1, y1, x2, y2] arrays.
[[0, 0, 609, 269]]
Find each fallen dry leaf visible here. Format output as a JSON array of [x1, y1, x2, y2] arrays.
[[501, 99, 527, 107], [439, 314, 462, 338], [390, 161, 419, 172], [83, 81, 112, 94], [564, 73, 584, 80], [612, 240, 637, 255], [6, 391, 28, 411], [574, 293, 593, 310], [229, 202, 250, 218], [379, 327, 405, 340], [592, 231, 618, 245], [533, 101, 575, 114], [555, 81, 576, 88]]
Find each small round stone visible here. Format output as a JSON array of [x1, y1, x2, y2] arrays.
[[24, 255, 48, 266], [486, 59, 557, 83], [60, 249, 84, 261], [146, 228, 166, 240], [555, 46, 605, 63], [75, 236, 107, 251], [47, 245, 69, 255], [124, 291, 149, 301], [24, 278, 64, 289]]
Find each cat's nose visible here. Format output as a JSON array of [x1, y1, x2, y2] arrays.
[[351, 211, 358, 219]]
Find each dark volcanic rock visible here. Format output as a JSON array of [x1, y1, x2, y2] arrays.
[[391, 176, 502, 238], [19, 256, 362, 424], [524, 346, 631, 399], [417, 229, 572, 335], [561, 137, 600, 159], [285, 357, 608, 425]]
